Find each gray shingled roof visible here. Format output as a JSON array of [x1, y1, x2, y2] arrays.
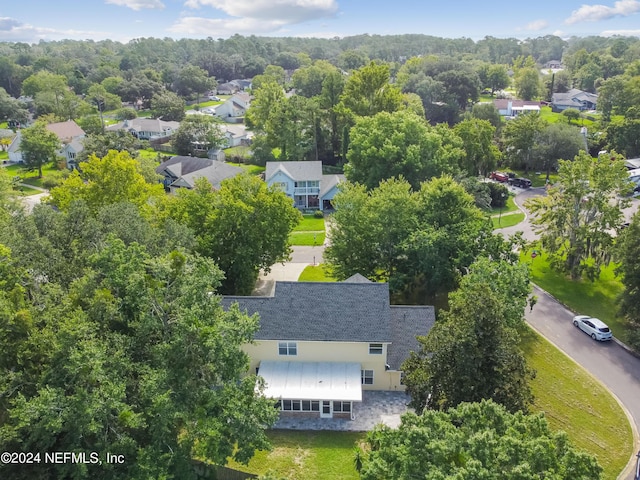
[[320, 174, 345, 198], [343, 273, 372, 283], [265, 161, 322, 182], [222, 281, 392, 343], [387, 306, 435, 370]]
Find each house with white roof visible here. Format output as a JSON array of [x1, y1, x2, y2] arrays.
[[106, 118, 180, 140], [265, 160, 345, 211], [222, 275, 435, 419], [214, 92, 251, 122]]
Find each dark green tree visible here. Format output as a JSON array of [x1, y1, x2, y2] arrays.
[[151, 90, 186, 121], [403, 257, 534, 413], [20, 121, 60, 178], [357, 400, 602, 480], [616, 210, 640, 350], [172, 114, 225, 156]]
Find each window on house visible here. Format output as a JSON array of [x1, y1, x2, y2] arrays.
[[400, 372, 405, 385], [369, 343, 383, 355], [361, 369, 374, 385], [280, 399, 320, 412], [333, 401, 351, 413], [278, 341, 297, 356]]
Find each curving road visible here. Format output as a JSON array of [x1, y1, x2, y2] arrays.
[[500, 186, 640, 478]]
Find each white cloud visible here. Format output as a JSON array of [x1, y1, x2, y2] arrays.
[[173, 0, 338, 37], [524, 19, 549, 31], [565, 0, 640, 24], [183, 0, 337, 22], [105, 0, 165, 11], [169, 16, 286, 37], [0, 16, 108, 43], [600, 28, 640, 35]]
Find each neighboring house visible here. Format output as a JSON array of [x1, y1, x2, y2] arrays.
[[493, 99, 541, 118], [229, 79, 253, 91], [8, 120, 85, 168], [545, 60, 562, 69], [214, 92, 251, 121], [106, 118, 180, 140], [155, 156, 243, 193], [223, 124, 253, 147], [551, 89, 598, 112], [624, 158, 640, 170], [216, 82, 238, 95], [221, 275, 434, 419], [265, 160, 345, 211]]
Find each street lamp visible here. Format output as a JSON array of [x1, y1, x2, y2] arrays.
[[498, 192, 506, 226]]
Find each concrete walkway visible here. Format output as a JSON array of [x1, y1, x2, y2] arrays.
[[274, 391, 413, 431]]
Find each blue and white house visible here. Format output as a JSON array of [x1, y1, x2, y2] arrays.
[[265, 161, 345, 211]]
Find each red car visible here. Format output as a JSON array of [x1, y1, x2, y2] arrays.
[[490, 171, 509, 182]]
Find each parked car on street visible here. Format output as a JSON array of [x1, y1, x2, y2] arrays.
[[509, 177, 532, 188], [208, 95, 221, 101], [490, 171, 509, 182], [572, 315, 613, 341]]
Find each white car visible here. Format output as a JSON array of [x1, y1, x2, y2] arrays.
[[572, 315, 613, 341]]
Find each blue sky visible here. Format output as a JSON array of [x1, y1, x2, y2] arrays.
[[2, 0, 640, 44]]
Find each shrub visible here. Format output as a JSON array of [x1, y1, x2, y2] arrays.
[[115, 107, 138, 120], [488, 182, 509, 208], [41, 170, 70, 190], [313, 210, 324, 218]]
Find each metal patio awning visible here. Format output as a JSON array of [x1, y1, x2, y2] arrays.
[[258, 361, 362, 402]]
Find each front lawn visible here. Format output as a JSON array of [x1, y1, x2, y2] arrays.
[[490, 194, 519, 215], [0, 151, 8, 161], [521, 325, 633, 479], [538, 105, 596, 127], [293, 214, 325, 232], [13, 185, 41, 196], [492, 212, 525, 229], [298, 264, 336, 282], [227, 161, 265, 175], [289, 231, 325, 246], [521, 249, 628, 343], [226, 430, 363, 480], [4, 162, 61, 188]]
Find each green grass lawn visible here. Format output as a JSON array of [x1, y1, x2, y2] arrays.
[[492, 211, 525, 229], [293, 214, 325, 232], [520, 325, 633, 479], [227, 161, 265, 175], [538, 106, 597, 128], [521, 249, 628, 343], [298, 264, 336, 282], [490, 194, 519, 215], [4, 162, 61, 188], [289, 231, 325, 246], [226, 430, 363, 480], [12, 185, 41, 196], [0, 150, 8, 160]]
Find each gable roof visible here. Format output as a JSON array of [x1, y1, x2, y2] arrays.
[[107, 118, 180, 134], [266, 161, 323, 182], [46, 120, 85, 142], [320, 174, 345, 198], [156, 156, 243, 189], [387, 306, 435, 370], [222, 281, 393, 343], [552, 89, 598, 107]]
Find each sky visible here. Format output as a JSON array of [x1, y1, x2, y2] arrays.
[[2, 0, 640, 44]]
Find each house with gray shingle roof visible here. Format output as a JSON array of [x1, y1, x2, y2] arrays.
[[551, 89, 598, 112], [221, 277, 434, 419], [8, 120, 85, 168], [106, 118, 180, 140], [266, 160, 345, 211], [156, 156, 243, 193]]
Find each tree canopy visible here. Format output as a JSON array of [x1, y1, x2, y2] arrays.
[[20, 121, 60, 177], [526, 152, 632, 280], [356, 400, 602, 480]]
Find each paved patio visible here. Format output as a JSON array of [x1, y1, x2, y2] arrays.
[[273, 390, 414, 431]]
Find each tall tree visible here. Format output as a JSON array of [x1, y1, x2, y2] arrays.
[[515, 67, 541, 100], [403, 257, 534, 413], [454, 118, 499, 176], [338, 61, 403, 118], [531, 122, 585, 180], [48, 150, 165, 213], [526, 152, 632, 280], [19, 121, 60, 178], [502, 112, 546, 171], [166, 175, 301, 295], [344, 110, 462, 190], [0, 242, 278, 479], [356, 400, 602, 480], [151, 90, 186, 121], [616, 211, 640, 350], [172, 114, 225, 156]]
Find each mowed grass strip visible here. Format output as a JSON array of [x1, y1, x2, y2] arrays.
[[521, 249, 628, 343], [293, 214, 325, 232], [298, 264, 336, 282], [226, 430, 363, 480], [492, 212, 525, 229], [288, 231, 325, 246], [520, 325, 633, 479]]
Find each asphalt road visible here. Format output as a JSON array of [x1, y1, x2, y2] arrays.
[[525, 286, 640, 479]]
